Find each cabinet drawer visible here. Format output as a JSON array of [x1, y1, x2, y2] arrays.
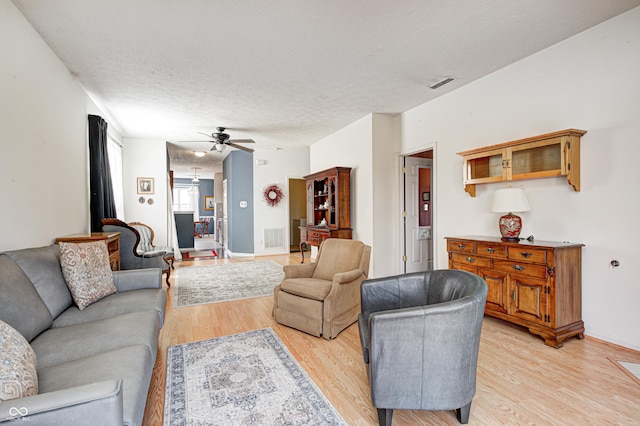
[[447, 240, 475, 254], [493, 259, 547, 280], [477, 243, 507, 258], [451, 253, 491, 268], [508, 247, 547, 264]]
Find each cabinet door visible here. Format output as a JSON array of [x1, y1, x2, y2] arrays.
[[509, 138, 565, 181], [306, 183, 315, 226], [479, 268, 508, 314], [327, 175, 337, 228], [462, 148, 507, 184], [508, 275, 549, 326]]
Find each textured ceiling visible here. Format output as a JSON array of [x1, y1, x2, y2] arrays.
[[12, 0, 640, 176]]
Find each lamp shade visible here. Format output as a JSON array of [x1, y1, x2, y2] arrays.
[[491, 188, 530, 213]]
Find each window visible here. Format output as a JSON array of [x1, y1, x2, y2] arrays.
[[173, 184, 199, 214], [107, 135, 124, 218]]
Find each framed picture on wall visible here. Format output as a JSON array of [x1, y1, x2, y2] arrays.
[[137, 177, 154, 194], [204, 196, 215, 210]]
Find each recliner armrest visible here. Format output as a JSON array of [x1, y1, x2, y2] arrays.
[[0, 380, 123, 426], [282, 262, 316, 279], [333, 269, 364, 284], [112, 268, 163, 291]]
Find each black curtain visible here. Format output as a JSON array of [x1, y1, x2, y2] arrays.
[[88, 114, 117, 232]]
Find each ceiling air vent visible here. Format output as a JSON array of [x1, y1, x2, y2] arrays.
[[429, 77, 454, 90]]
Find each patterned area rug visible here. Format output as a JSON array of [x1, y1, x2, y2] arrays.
[[164, 328, 347, 425], [174, 261, 284, 307]]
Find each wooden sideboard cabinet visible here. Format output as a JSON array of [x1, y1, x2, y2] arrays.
[[446, 236, 584, 348], [55, 232, 121, 271], [456, 129, 586, 197], [299, 166, 352, 262]]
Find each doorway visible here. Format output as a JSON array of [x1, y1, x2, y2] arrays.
[[288, 178, 307, 253], [401, 150, 434, 273]]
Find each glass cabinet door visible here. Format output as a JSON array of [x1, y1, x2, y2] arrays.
[[306, 183, 314, 226], [463, 148, 506, 184]]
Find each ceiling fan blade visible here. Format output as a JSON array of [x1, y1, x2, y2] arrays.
[[178, 140, 213, 143], [197, 132, 214, 138], [229, 139, 255, 144], [227, 142, 254, 153]]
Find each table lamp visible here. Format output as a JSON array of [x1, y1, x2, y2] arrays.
[[491, 187, 530, 242]]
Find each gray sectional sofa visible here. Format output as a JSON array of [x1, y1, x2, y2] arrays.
[[0, 245, 166, 425]]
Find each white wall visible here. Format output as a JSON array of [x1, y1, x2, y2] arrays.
[[0, 0, 118, 251], [397, 7, 640, 350], [122, 138, 169, 245], [311, 113, 398, 277], [253, 147, 309, 256]]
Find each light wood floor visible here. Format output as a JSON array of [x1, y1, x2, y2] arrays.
[[143, 255, 640, 425]]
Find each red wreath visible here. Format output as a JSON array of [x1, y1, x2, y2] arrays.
[[263, 184, 284, 207]]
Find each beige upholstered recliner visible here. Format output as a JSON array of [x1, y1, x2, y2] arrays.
[[273, 239, 371, 339]]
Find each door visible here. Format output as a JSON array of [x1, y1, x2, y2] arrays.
[[403, 155, 433, 273]]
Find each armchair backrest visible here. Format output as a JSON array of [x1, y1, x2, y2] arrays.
[[129, 222, 155, 253], [101, 218, 141, 261], [361, 270, 486, 320], [312, 239, 371, 281]]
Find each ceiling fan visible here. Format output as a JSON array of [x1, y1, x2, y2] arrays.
[[180, 127, 255, 153]]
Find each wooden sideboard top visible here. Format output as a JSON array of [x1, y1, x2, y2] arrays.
[[445, 236, 584, 249]]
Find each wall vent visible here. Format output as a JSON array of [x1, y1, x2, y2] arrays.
[[264, 228, 285, 249]]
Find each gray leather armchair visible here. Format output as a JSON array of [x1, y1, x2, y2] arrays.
[[358, 270, 488, 425], [102, 218, 172, 282]]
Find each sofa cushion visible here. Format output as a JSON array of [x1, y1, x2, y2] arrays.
[[52, 288, 167, 328], [59, 241, 117, 310], [38, 344, 153, 426], [31, 310, 161, 370], [0, 257, 53, 341], [0, 320, 38, 401], [280, 278, 333, 301], [2, 245, 73, 319], [313, 239, 365, 281]]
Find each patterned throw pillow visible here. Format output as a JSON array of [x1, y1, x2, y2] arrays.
[[0, 319, 38, 401], [59, 241, 117, 310]]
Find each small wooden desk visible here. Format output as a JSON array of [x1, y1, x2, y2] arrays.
[[55, 232, 121, 271]]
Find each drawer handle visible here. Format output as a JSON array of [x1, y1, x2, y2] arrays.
[[520, 252, 532, 258], [465, 257, 475, 263], [512, 265, 526, 272], [486, 248, 495, 254], [458, 244, 465, 249]]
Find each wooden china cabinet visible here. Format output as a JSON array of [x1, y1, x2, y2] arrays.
[[299, 167, 352, 262], [446, 236, 584, 348]]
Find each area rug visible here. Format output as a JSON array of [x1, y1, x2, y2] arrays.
[[163, 328, 347, 425], [173, 261, 284, 307], [609, 358, 640, 386]]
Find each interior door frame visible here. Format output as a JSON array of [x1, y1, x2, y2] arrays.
[[399, 142, 437, 273]]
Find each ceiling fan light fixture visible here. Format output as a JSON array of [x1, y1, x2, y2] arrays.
[[214, 143, 226, 152]]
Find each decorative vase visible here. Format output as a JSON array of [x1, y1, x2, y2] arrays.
[[498, 212, 522, 242]]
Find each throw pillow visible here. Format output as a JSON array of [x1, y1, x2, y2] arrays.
[[59, 241, 117, 310], [0, 319, 38, 401]]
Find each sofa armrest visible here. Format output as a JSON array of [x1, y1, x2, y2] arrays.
[[282, 262, 316, 279], [0, 380, 123, 426], [112, 268, 162, 292]]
